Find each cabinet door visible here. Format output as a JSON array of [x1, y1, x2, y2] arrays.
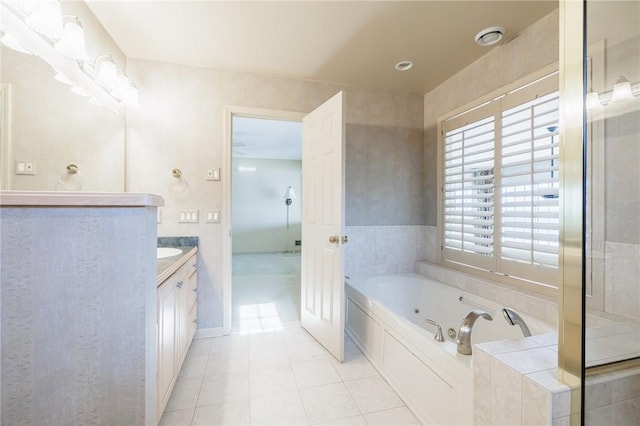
[[157, 280, 176, 416], [187, 262, 198, 342], [175, 270, 190, 369]]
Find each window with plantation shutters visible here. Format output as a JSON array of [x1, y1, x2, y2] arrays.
[[439, 71, 559, 287]]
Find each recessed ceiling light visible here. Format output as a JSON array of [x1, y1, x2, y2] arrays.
[[395, 60, 414, 71], [475, 26, 505, 47]]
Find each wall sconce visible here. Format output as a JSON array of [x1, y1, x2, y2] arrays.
[[586, 75, 640, 110], [170, 168, 189, 195], [55, 163, 83, 191], [0, 0, 140, 114]]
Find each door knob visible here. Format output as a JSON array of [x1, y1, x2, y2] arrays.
[[329, 235, 340, 244], [341, 235, 349, 244]]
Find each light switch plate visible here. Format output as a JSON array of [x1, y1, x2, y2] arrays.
[[206, 210, 220, 223], [15, 160, 36, 175], [206, 168, 220, 181], [178, 209, 199, 223]]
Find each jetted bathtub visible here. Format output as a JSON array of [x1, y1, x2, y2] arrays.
[[345, 273, 555, 425]]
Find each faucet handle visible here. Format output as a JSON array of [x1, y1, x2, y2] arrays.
[[425, 318, 445, 342]]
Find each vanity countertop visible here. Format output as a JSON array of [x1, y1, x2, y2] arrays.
[[157, 246, 198, 285], [156, 236, 199, 285], [0, 191, 164, 207]]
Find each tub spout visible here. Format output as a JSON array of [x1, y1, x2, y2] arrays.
[[502, 307, 532, 337], [456, 310, 493, 355]]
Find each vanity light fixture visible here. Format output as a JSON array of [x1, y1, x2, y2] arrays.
[[0, 0, 140, 114], [474, 26, 505, 47], [94, 55, 118, 86], [54, 16, 88, 60], [23, 0, 63, 39], [70, 85, 89, 97], [110, 70, 133, 101], [0, 30, 32, 54], [53, 70, 74, 85], [585, 92, 602, 110], [611, 76, 634, 103], [585, 75, 639, 110]]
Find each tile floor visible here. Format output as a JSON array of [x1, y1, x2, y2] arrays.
[[159, 327, 420, 426], [232, 253, 302, 330]]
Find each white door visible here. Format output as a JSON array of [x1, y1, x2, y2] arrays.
[[301, 91, 346, 361]]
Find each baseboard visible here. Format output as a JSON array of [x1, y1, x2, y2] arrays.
[[194, 327, 224, 339]]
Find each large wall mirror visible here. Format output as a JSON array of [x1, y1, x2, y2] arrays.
[[0, 1, 126, 192]]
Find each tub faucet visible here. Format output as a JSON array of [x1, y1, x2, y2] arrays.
[[456, 310, 493, 355], [502, 307, 532, 337], [424, 318, 445, 342]]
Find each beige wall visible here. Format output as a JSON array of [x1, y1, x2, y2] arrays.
[[126, 60, 424, 329], [423, 9, 559, 225], [1, 1, 127, 192]]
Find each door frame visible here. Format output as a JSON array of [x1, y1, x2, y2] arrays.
[[222, 105, 306, 335]]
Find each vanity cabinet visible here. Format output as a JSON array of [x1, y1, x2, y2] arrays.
[[157, 249, 198, 419]]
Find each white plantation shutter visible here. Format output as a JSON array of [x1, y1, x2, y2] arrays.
[[443, 103, 497, 271], [500, 89, 559, 284], [441, 72, 559, 286]]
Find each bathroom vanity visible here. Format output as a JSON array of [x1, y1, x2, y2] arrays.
[[0, 191, 162, 425], [156, 243, 198, 418]]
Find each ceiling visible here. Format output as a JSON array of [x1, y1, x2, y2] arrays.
[[232, 116, 302, 160], [84, 1, 557, 160], [85, 0, 558, 94]]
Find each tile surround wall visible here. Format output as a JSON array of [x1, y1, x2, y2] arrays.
[[584, 364, 640, 425], [603, 242, 640, 321], [344, 225, 426, 277], [473, 336, 571, 426], [417, 226, 559, 326]]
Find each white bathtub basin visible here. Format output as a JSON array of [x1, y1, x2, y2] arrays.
[[157, 247, 182, 259]]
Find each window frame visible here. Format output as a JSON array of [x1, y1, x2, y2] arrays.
[[436, 64, 560, 296]]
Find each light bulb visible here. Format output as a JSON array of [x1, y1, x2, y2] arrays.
[[611, 77, 633, 103], [95, 56, 118, 87], [54, 16, 89, 61], [110, 71, 130, 100], [121, 83, 140, 109], [25, 0, 63, 39], [585, 92, 602, 110]]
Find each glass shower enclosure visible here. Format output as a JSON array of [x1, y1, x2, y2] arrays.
[[559, 1, 639, 424], [583, 1, 640, 424]]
